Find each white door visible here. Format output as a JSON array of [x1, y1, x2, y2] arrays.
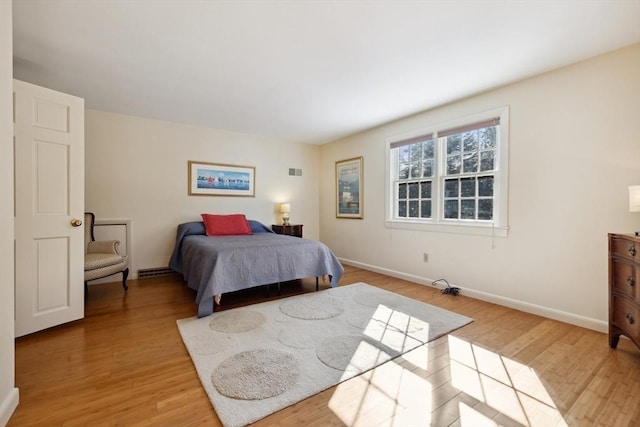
[[14, 79, 85, 337]]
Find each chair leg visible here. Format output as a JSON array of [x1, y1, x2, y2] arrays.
[[122, 268, 129, 291], [84, 281, 88, 296]]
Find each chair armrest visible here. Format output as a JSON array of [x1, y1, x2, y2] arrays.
[[87, 240, 121, 255]]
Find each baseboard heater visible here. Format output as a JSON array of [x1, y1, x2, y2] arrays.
[[137, 267, 175, 278]]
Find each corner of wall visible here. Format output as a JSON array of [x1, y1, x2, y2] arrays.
[[1, 1, 18, 425]]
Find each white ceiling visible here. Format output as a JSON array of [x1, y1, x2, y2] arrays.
[[12, 0, 640, 144]]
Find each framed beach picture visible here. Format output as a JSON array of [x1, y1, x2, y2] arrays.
[[336, 156, 363, 219], [188, 161, 255, 197]]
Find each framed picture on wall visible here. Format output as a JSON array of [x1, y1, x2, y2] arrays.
[[336, 156, 363, 219], [188, 161, 255, 197]]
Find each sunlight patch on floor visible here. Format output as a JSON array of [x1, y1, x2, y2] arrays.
[[329, 358, 433, 426], [328, 305, 566, 426], [330, 304, 434, 425], [448, 335, 567, 427], [362, 304, 430, 354], [338, 340, 395, 380], [401, 343, 430, 371], [459, 401, 500, 427]]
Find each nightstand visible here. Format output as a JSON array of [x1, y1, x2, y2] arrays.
[[272, 224, 303, 238]]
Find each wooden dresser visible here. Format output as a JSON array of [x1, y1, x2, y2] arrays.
[[608, 233, 640, 350]]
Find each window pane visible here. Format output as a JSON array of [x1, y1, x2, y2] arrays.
[[398, 200, 407, 217], [410, 161, 421, 178], [420, 181, 431, 198], [478, 199, 493, 220], [447, 135, 461, 154], [409, 200, 419, 217], [478, 176, 494, 197], [480, 126, 496, 149], [463, 131, 478, 152], [460, 177, 475, 197], [422, 159, 434, 177], [444, 200, 459, 218], [398, 145, 409, 162], [461, 200, 476, 219], [463, 152, 478, 173], [409, 144, 422, 162], [398, 183, 407, 199], [444, 179, 458, 197], [408, 182, 419, 198], [446, 155, 461, 174], [398, 163, 409, 179], [423, 140, 435, 158], [480, 151, 495, 171], [421, 200, 431, 218]]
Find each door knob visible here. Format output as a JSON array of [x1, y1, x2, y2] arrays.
[[70, 218, 83, 227]]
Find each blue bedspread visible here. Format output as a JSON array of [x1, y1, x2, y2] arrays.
[[169, 221, 344, 317]]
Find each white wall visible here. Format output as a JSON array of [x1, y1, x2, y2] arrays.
[[0, 1, 18, 425], [320, 44, 640, 331], [85, 110, 320, 276]]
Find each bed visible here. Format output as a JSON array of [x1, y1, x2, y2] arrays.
[[168, 219, 344, 317]]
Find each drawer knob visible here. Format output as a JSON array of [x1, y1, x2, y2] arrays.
[[627, 276, 635, 287], [629, 245, 637, 257], [626, 313, 635, 325]]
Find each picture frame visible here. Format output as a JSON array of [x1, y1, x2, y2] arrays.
[[188, 161, 255, 197], [336, 156, 363, 219]]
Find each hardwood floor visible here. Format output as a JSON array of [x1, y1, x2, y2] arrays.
[[9, 266, 640, 426]]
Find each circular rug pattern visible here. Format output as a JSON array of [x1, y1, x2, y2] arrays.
[[211, 349, 299, 400], [352, 290, 404, 308], [345, 308, 376, 330], [316, 335, 391, 371], [278, 324, 332, 349], [280, 294, 344, 320], [209, 310, 266, 333]]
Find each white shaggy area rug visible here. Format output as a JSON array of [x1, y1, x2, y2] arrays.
[[177, 282, 472, 427]]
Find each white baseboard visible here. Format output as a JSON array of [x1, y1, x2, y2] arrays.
[[0, 387, 19, 427], [339, 258, 608, 333]]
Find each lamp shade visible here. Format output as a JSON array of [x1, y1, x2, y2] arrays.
[[630, 186, 640, 213], [280, 203, 291, 213]]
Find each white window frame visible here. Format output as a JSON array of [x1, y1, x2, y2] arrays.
[[385, 106, 509, 237]]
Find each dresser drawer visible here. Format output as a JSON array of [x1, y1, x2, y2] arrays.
[[610, 237, 639, 262], [611, 295, 640, 340], [611, 258, 640, 302]]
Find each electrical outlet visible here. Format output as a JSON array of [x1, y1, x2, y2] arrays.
[[423, 253, 428, 262]]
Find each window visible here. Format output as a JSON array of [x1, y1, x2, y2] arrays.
[[386, 107, 509, 236], [396, 137, 435, 219]]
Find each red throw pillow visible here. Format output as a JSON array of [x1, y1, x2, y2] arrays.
[[201, 214, 253, 236]]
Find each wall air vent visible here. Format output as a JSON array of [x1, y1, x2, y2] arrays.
[[137, 267, 175, 278]]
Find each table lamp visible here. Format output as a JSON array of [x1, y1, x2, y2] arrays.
[[280, 203, 291, 225]]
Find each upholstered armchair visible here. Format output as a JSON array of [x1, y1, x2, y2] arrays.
[[84, 212, 129, 291]]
